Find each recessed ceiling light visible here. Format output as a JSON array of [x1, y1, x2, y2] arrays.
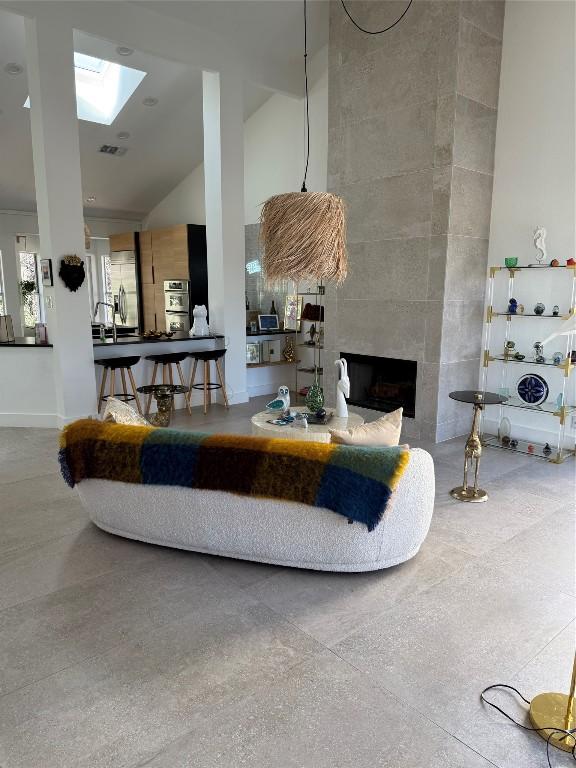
[[116, 46, 134, 57], [86, 196, 96, 203], [116, 131, 130, 140], [4, 63, 23, 75], [142, 97, 158, 107]]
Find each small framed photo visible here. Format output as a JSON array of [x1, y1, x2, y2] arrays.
[[258, 314, 279, 331], [40, 259, 53, 287], [284, 295, 303, 331], [246, 342, 261, 365]]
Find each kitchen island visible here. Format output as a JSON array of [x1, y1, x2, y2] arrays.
[[0, 332, 226, 427]]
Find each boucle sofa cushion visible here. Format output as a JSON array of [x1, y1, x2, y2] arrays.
[[330, 408, 403, 446]]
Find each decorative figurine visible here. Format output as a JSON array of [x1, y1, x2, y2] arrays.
[[567, 258, 576, 267], [527, 443, 535, 453], [307, 323, 317, 346], [266, 385, 290, 413], [334, 358, 350, 418], [551, 259, 560, 267], [552, 305, 560, 316], [283, 337, 296, 362], [543, 443, 552, 456], [508, 298, 518, 314], [292, 412, 308, 429], [517, 304, 525, 314], [533, 226, 547, 264], [498, 416, 511, 443], [534, 302, 545, 315], [552, 351, 564, 365], [190, 305, 210, 337], [556, 392, 564, 409], [533, 341, 545, 363], [510, 439, 518, 449], [504, 340, 516, 359], [504, 257, 518, 268], [305, 372, 324, 412], [514, 352, 526, 361], [501, 435, 511, 447]]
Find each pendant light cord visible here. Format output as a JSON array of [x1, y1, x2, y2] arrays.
[[300, 0, 414, 193], [301, 0, 310, 193], [340, 0, 414, 35]]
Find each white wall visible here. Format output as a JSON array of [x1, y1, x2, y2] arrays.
[[483, 0, 576, 448], [144, 46, 328, 228]]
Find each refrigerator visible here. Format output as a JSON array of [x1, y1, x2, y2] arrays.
[[110, 251, 139, 330]]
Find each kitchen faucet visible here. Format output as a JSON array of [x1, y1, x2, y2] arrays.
[[93, 301, 117, 342]]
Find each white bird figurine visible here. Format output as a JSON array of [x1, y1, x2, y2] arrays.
[[335, 358, 350, 418], [266, 385, 291, 413]]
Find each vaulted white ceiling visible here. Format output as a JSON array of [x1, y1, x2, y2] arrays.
[[0, 1, 328, 220]]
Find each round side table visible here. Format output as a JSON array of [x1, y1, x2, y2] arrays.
[[448, 390, 508, 502], [137, 384, 189, 427], [251, 409, 364, 444]]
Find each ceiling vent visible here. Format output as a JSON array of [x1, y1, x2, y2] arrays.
[[98, 144, 128, 157]]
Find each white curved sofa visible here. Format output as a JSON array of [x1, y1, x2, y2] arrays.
[[76, 447, 435, 572]]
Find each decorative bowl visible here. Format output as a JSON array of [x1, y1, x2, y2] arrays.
[[504, 257, 518, 268], [517, 373, 549, 406]]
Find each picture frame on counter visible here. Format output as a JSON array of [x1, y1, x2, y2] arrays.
[[246, 342, 261, 365], [258, 313, 279, 331], [40, 258, 53, 287]]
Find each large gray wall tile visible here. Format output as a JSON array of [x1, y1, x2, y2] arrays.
[[339, 238, 430, 302], [427, 235, 448, 300], [449, 166, 493, 237], [453, 95, 497, 174], [457, 18, 503, 108], [340, 101, 436, 183], [437, 358, 483, 423], [432, 166, 452, 235], [460, 0, 505, 41], [444, 236, 489, 301], [434, 94, 455, 167], [343, 170, 433, 242], [440, 300, 485, 363]]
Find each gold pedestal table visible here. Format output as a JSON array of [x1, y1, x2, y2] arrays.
[[448, 390, 508, 503]]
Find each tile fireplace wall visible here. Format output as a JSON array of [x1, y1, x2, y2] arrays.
[[324, 0, 504, 440]]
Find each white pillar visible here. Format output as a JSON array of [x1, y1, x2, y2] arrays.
[[0, 234, 22, 335], [25, 16, 96, 425], [202, 69, 248, 404]]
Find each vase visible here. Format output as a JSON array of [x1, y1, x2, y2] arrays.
[[305, 374, 324, 413]]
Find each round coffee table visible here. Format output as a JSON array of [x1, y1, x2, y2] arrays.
[[251, 409, 364, 443]]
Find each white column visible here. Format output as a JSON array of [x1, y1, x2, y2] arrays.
[[25, 16, 96, 425], [0, 234, 22, 335], [202, 69, 248, 404]]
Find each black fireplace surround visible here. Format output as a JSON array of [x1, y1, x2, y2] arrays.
[[340, 353, 417, 418]]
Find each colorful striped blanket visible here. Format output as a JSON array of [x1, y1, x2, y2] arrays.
[[59, 420, 410, 531]]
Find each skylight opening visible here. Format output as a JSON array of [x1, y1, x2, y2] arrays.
[[23, 52, 146, 126]]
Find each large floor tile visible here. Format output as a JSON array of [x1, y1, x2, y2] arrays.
[[332, 561, 575, 720], [139, 651, 494, 768], [198, 552, 286, 588], [0, 594, 322, 768], [248, 539, 473, 645], [429, 622, 576, 768], [0, 470, 75, 515], [0, 524, 163, 611], [482, 504, 575, 596]]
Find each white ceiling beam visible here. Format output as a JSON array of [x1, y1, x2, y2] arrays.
[[0, 0, 302, 96]]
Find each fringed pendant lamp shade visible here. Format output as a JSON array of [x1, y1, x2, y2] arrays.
[[260, 191, 347, 284]]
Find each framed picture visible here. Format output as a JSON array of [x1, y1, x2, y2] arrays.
[[258, 314, 279, 331], [284, 295, 303, 331], [246, 342, 261, 365], [40, 259, 53, 287]]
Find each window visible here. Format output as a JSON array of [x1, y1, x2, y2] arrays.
[[19, 252, 44, 329]]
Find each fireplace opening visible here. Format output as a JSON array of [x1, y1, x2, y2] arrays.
[[340, 353, 417, 418]]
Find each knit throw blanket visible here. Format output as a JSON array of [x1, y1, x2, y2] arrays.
[[59, 420, 410, 531]]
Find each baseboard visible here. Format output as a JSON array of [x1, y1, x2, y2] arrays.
[[0, 412, 58, 428]]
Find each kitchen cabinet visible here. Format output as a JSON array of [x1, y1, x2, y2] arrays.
[[109, 232, 136, 252]]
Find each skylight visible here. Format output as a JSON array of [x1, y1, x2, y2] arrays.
[[24, 52, 146, 126]]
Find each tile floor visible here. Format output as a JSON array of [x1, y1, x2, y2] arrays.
[[0, 397, 574, 768]]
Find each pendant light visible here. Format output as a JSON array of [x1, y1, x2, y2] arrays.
[[260, 0, 415, 285]]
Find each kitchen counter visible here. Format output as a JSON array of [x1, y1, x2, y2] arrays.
[[0, 337, 53, 348], [93, 332, 224, 347]]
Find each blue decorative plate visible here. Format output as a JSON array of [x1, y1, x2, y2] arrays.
[[517, 373, 549, 406]]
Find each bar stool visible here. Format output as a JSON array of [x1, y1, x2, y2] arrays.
[[144, 352, 191, 415], [96, 356, 142, 414], [188, 349, 229, 414]]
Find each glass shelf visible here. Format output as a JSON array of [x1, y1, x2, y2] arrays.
[[490, 355, 567, 368], [482, 433, 574, 463], [492, 265, 576, 271], [492, 312, 566, 318], [484, 395, 575, 415]]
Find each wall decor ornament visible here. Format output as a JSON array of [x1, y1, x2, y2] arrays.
[[533, 226, 547, 264], [59, 255, 85, 292], [517, 373, 549, 406], [334, 358, 350, 418], [40, 258, 53, 287]]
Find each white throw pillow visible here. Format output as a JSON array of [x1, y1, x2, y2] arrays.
[[330, 408, 402, 446], [103, 397, 149, 426]]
